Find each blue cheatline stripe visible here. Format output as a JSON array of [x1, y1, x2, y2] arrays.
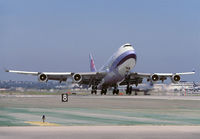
[[110, 50, 137, 71]]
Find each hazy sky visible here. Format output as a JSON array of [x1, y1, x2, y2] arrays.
[[1, 0, 200, 82]]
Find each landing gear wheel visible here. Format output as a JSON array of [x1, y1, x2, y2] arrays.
[[113, 87, 119, 95], [129, 86, 132, 95], [116, 89, 119, 95], [101, 89, 107, 95], [113, 89, 116, 95], [91, 90, 97, 95], [126, 86, 132, 95], [126, 85, 129, 95], [91, 86, 97, 95], [113, 90, 115, 95]]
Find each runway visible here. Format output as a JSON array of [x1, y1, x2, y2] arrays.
[[1, 126, 200, 139], [1, 95, 200, 126], [1, 94, 200, 138]]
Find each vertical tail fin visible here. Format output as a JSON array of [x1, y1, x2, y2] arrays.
[[89, 53, 97, 72]]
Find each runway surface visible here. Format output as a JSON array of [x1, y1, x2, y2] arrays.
[[1, 94, 200, 139], [1, 126, 200, 139], [1, 95, 200, 126]]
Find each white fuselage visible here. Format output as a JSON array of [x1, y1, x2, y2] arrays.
[[98, 43, 137, 89]]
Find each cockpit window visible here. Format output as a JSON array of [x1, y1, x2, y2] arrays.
[[123, 44, 132, 48]]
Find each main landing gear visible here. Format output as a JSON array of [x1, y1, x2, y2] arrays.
[[126, 85, 132, 95], [113, 87, 119, 95], [91, 86, 97, 95], [101, 88, 107, 95]]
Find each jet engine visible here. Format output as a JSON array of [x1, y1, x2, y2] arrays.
[[150, 74, 159, 83], [171, 74, 181, 84], [73, 74, 82, 83], [38, 73, 48, 82]]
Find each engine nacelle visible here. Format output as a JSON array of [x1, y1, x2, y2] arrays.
[[150, 74, 159, 83], [73, 73, 82, 83], [38, 73, 48, 82], [171, 74, 181, 84]]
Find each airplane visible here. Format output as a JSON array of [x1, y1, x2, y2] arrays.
[[192, 82, 200, 92], [5, 43, 195, 95]]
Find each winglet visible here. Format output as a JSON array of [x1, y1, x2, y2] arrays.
[[89, 53, 97, 72]]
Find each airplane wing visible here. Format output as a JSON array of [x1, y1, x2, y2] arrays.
[[6, 69, 195, 87], [120, 71, 195, 86], [5, 69, 106, 85], [5, 69, 72, 82], [5, 70, 39, 75]]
